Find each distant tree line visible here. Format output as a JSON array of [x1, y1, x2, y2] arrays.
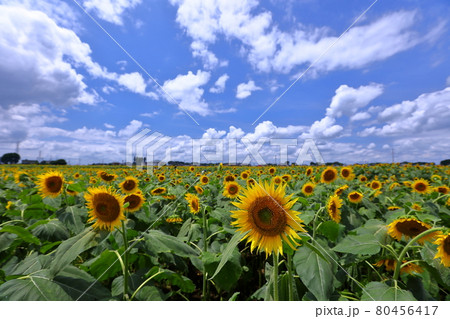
[[0, 153, 66, 165]]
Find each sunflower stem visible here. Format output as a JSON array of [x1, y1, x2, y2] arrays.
[[202, 206, 209, 301], [273, 253, 279, 301], [287, 253, 294, 301], [393, 227, 445, 282], [121, 220, 130, 301]]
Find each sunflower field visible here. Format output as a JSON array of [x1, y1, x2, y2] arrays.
[[0, 163, 449, 301]]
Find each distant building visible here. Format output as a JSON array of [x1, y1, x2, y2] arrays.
[[21, 159, 39, 164]]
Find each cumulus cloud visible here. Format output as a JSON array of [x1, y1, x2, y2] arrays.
[[169, 1, 438, 75], [236, 80, 262, 99], [118, 119, 143, 137], [82, 0, 142, 25], [326, 84, 383, 118], [0, 4, 157, 109], [161, 70, 211, 116], [210, 74, 229, 93], [359, 87, 450, 137]]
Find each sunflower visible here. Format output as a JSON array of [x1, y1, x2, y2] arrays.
[[98, 171, 117, 182], [157, 174, 166, 182], [411, 203, 422, 211], [388, 206, 401, 211], [231, 180, 305, 257], [166, 215, 183, 223], [340, 167, 353, 180], [434, 186, 449, 194], [185, 193, 200, 214], [124, 192, 145, 213], [321, 167, 338, 184], [85, 186, 125, 231], [334, 184, 349, 196], [359, 175, 368, 182], [224, 175, 235, 183], [194, 185, 204, 195], [411, 179, 431, 194], [401, 261, 423, 274], [151, 187, 167, 195], [282, 174, 292, 182], [162, 194, 176, 200], [223, 181, 241, 198], [240, 171, 249, 180], [119, 176, 139, 194], [301, 182, 315, 196], [389, 182, 400, 190], [73, 172, 81, 179], [433, 234, 450, 267], [369, 180, 382, 190], [200, 175, 209, 185], [305, 167, 313, 176], [387, 218, 436, 244], [6, 201, 13, 210], [272, 176, 283, 185], [268, 167, 276, 175], [247, 178, 256, 187], [348, 191, 363, 203], [37, 171, 65, 198], [374, 259, 396, 272], [327, 195, 343, 223]]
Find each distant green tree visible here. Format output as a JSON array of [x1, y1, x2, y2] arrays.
[[50, 159, 67, 165], [1, 153, 20, 164], [440, 159, 450, 166]]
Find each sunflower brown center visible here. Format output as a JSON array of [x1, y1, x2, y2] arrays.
[[350, 193, 360, 200], [415, 183, 426, 192], [329, 201, 337, 216], [94, 193, 120, 222], [444, 236, 450, 255], [45, 176, 63, 193], [395, 220, 429, 237], [342, 169, 350, 177], [153, 188, 165, 194], [191, 199, 199, 211], [125, 194, 140, 209], [248, 196, 286, 236], [323, 170, 336, 182], [100, 173, 114, 181], [304, 185, 313, 193], [228, 185, 238, 195], [123, 180, 136, 191]]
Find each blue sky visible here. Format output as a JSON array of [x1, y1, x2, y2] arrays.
[[0, 0, 449, 165]]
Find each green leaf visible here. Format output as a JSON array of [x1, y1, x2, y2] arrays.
[[135, 286, 165, 301], [66, 182, 85, 193], [144, 230, 198, 258], [43, 196, 61, 210], [0, 273, 72, 301], [31, 219, 69, 241], [421, 242, 450, 287], [58, 206, 86, 234], [0, 225, 40, 245], [210, 231, 246, 280], [317, 221, 342, 242], [0, 232, 17, 253], [53, 266, 111, 301], [7, 252, 52, 276], [147, 267, 195, 293], [202, 249, 242, 291], [361, 281, 416, 301], [293, 242, 336, 301], [333, 234, 381, 255], [228, 292, 240, 301], [50, 228, 98, 276], [88, 250, 123, 281]]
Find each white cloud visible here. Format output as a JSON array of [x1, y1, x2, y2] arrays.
[[304, 116, 344, 140], [82, 0, 142, 25], [140, 111, 159, 118], [191, 41, 220, 69], [210, 74, 229, 93], [326, 84, 383, 118], [169, 2, 435, 75], [350, 112, 371, 122], [104, 123, 115, 129], [117, 72, 157, 98], [359, 87, 450, 137], [236, 80, 262, 99], [162, 70, 211, 116], [118, 119, 143, 137]]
